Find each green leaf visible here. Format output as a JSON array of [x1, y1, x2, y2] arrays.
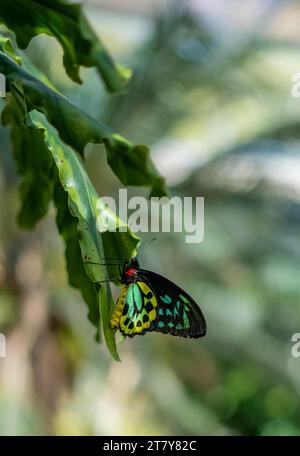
[[54, 179, 101, 334], [100, 284, 120, 362], [2, 83, 140, 359], [0, 0, 131, 91], [2, 85, 54, 228], [0, 36, 167, 359], [0, 36, 22, 64], [34, 108, 140, 360], [0, 44, 168, 197]]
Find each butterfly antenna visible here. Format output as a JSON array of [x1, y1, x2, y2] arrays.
[[96, 277, 121, 284], [84, 261, 123, 266]]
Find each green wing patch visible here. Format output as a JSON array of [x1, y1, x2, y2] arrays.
[[155, 293, 199, 337], [119, 281, 157, 337]]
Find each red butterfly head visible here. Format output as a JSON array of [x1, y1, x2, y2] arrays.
[[122, 257, 140, 283]]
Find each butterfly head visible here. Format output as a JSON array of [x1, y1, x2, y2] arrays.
[[122, 257, 140, 283]]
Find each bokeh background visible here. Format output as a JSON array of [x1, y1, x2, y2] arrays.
[[1, 0, 300, 435]]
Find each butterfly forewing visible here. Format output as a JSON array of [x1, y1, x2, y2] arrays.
[[119, 281, 158, 337], [137, 270, 206, 338]]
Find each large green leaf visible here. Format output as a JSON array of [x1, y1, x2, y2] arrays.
[[0, 0, 131, 91], [54, 179, 101, 336], [0, 45, 167, 197], [0, 36, 166, 359], [40, 110, 139, 360], [2, 83, 139, 360]]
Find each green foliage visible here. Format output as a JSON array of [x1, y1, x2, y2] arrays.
[[2, 82, 139, 359], [0, 2, 166, 359], [0, 48, 167, 197], [2, 84, 55, 228], [0, 0, 131, 90]]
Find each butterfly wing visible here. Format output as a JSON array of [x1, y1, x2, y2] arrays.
[[137, 269, 206, 338], [119, 281, 158, 337]]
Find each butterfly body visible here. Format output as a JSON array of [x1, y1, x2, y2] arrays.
[[110, 258, 207, 339], [110, 284, 128, 329]]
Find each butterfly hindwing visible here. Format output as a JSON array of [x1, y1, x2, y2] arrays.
[[137, 270, 206, 338], [119, 281, 158, 337]]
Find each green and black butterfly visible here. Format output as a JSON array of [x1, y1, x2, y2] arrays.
[[110, 258, 207, 338]]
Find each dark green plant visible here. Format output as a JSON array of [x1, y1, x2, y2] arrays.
[[0, 0, 168, 360]]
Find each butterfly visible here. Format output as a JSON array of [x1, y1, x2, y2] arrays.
[[110, 258, 206, 338]]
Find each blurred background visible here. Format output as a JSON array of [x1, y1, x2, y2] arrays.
[[1, 0, 300, 436]]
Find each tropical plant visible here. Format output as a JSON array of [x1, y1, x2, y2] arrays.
[[0, 0, 167, 360]]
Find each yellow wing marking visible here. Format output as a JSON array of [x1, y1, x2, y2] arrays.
[[110, 284, 128, 329], [120, 281, 158, 336]]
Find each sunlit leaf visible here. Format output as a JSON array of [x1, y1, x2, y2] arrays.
[[0, 0, 131, 91], [0, 46, 167, 197], [2, 83, 139, 359]]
